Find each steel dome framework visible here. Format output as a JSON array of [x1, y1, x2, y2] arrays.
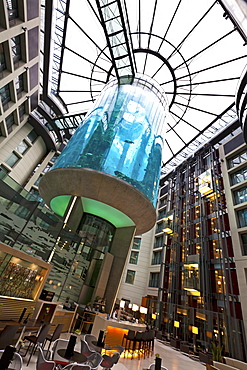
[[40, 0, 247, 173]]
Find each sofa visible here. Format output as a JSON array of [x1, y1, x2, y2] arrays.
[[213, 361, 238, 370], [223, 357, 247, 370]]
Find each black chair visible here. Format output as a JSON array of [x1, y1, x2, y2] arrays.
[[84, 334, 102, 353], [44, 323, 64, 353], [0, 324, 20, 349], [133, 331, 144, 359], [86, 351, 103, 369], [22, 323, 52, 365], [80, 339, 95, 357], [100, 353, 120, 370], [146, 330, 155, 356], [122, 330, 135, 357], [0, 348, 23, 369]]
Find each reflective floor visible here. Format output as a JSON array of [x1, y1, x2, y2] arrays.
[[21, 333, 205, 370]]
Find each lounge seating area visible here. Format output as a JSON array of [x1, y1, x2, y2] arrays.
[[6, 318, 247, 370], [1, 330, 203, 370], [211, 357, 247, 370]]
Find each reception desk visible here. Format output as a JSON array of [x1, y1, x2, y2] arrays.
[[92, 315, 146, 347]]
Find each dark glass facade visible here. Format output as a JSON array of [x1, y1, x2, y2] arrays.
[[148, 144, 246, 361], [0, 172, 115, 304]]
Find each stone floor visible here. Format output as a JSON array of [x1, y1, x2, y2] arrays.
[[21, 333, 206, 370]]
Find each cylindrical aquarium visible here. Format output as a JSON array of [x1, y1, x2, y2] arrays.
[[52, 74, 167, 206]]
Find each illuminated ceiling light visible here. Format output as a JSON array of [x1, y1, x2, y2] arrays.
[[199, 183, 213, 195], [162, 227, 173, 234], [132, 304, 139, 312], [140, 306, 148, 314], [192, 326, 198, 334], [120, 300, 125, 308], [184, 287, 198, 291], [184, 263, 199, 268], [198, 170, 213, 196], [174, 320, 180, 328], [196, 312, 206, 320]]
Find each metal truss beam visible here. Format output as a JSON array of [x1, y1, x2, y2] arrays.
[[95, 0, 136, 85]]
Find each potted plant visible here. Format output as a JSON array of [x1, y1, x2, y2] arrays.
[[212, 341, 222, 362]]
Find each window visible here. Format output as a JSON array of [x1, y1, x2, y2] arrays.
[[156, 222, 164, 233], [34, 175, 42, 186], [0, 43, 6, 73], [5, 113, 15, 133], [50, 153, 59, 163], [158, 209, 166, 220], [228, 150, 247, 169], [159, 198, 165, 208], [129, 251, 139, 264], [132, 237, 141, 250], [154, 236, 163, 249], [11, 35, 21, 66], [231, 166, 247, 185], [28, 187, 42, 201], [240, 234, 247, 255], [149, 272, 160, 288], [238, 208, 247, 228], [234, 186, 247, 205], [125, 270, 135, 284], [0, 83, 11, 110], [16, 140, 29, 155], [7, 0, 19, 25], [43, 164, 52, 173], [18, 102, 26, 122], [27, 129, 38, 143], [152, 250, 162, 265], [5, 152, 19, 167], [0, 165, 9, 179], [15, 73, 24, 98]]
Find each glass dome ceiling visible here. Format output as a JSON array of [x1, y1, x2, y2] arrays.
[[42, 0, 247, 174]]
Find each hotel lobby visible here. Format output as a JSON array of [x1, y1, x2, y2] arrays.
[[0, 0, 247, 369]]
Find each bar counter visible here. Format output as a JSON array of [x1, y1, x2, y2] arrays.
[[91, 315, 146, 347]]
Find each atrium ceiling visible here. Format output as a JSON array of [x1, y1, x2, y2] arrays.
[[41, 0, 247, 174]]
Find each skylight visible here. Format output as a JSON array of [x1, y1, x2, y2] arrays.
[[45, 0, 247, 172]]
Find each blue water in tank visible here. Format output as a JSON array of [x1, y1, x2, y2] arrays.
[[52, 74, 167, 206]]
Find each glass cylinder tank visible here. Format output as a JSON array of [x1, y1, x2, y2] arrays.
[[52, 74, 167, 206]]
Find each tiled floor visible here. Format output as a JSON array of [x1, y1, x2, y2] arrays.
[[21, 333, 206, 370]]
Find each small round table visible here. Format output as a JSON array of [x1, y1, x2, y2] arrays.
[[92, 340, 105, 348], [57, 349, 87, 363]]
